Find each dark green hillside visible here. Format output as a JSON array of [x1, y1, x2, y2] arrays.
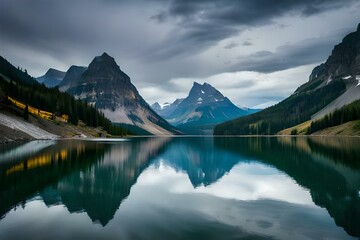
[[307, 99, 360, 134], [0, 56, 127, 136], [214, 79, 345, 135]]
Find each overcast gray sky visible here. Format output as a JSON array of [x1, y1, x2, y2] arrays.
[[0, 0, 359, 108]]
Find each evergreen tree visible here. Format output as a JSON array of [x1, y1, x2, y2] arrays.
[[23, 104, 29, 121]]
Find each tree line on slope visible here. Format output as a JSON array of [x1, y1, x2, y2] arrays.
[[0, 56, 128, 136], [307, 99, 360, 134]]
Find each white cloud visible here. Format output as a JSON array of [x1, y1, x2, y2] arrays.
[[137, 160, 314, 206]]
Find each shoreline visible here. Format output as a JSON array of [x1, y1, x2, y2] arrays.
[[2, 134, 360, 145]]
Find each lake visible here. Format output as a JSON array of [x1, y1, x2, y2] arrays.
[[0, 136, 359, 240]]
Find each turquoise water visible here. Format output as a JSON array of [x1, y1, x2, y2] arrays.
[[0, 137, 359, 239]]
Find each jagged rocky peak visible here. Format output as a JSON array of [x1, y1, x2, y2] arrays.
[[310, 23, 360, 82], [67, 52, 141, 109], [94, 52, 116, 64], [188, 82, 225, 103], [161, 81, 250, 133], [84, 52, 122, 76], [77, 52, 132, 89]]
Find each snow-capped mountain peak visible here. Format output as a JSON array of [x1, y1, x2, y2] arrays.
[[152, 82, 255, 134]]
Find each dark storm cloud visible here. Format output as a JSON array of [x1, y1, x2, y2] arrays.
[[0, 0, 154, 74], [230, 28, 354, 73], [0, 0, 103, 54], [147, 0, 357, 58], [0, 0, 357, 65], [0, 0, 358, 86], [162, 0, 353, 20]]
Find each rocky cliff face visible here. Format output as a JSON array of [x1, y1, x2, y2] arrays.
[[310, 23, 360, 82], [64, 53, 178, 135], [307, 23, 360, 119]]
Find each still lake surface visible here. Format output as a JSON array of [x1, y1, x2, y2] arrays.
[[0, 136, 359, 240]]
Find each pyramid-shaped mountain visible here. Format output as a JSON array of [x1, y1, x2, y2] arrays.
[[64, 53, 178, 135], [156, 82, 252, 134]]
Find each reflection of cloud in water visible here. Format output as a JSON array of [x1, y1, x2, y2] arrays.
[[139, 160, 314, 205], [121, 162, 352, 240]]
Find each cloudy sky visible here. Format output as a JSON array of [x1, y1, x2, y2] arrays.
[[1, 0, 359, 108]]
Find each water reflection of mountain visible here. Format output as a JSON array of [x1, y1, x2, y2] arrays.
[[159, 137, 241, 187], [214, 137, 360, 237], [0, 138, 171, 226], [45, 137, 170, 226]]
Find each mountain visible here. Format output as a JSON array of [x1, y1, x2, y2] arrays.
[[36, 68, 66, 87], [154, 82, 254, 134], [151, 98, 184, 118], [215, 23, 360, 135], [59, 65, 87, 92], [309, 23, 360, 119], [63, 52, 179, 135]]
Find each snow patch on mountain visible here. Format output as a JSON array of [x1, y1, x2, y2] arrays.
[[160, 102, 171, 109], [100, 108, 133, 124], [326, 75, 332, 85]]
